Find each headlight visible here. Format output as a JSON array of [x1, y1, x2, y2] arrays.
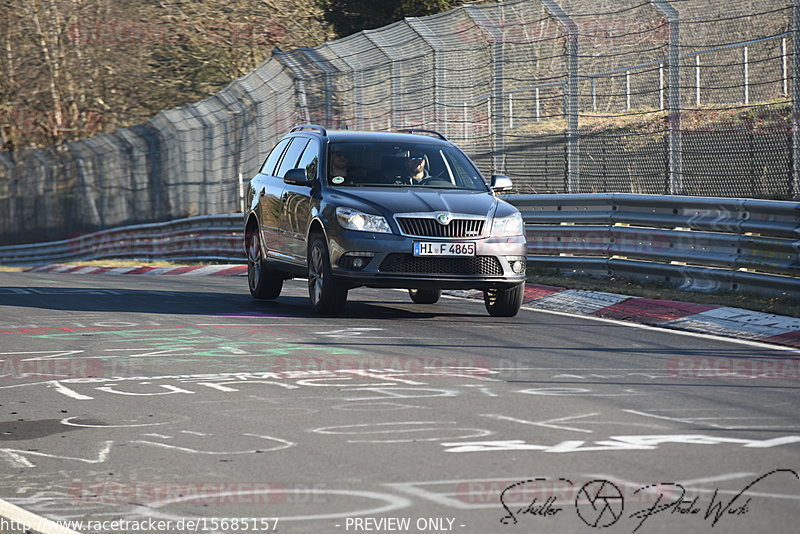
[[336, 207, 392, 233], [491, 212, 524, 237]]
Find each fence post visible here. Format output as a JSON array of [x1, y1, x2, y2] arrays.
[[238, 173, 245, 213], [536, 87, 541, 121], [650, 0, 682, 195], [272, 50, 312, 125], [743, 46, 749, 105], [794, 1, 800, 198], [695, 55, 701, 106], [626, 70, 631, 111], [405, 19, 446, 136], [464, 6, 505, 173], [542, 0, 579, 193], [783, 37, 789, 96], [463, 102, 468, 140], [509, 93, 514, 130], [298, 47, 336, 127]]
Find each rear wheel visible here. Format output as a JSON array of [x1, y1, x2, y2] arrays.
[[308, 235, 348, 315], [246, 230, 283, 300], [408, 288, 441, 304], [484, 283, 523, 317]]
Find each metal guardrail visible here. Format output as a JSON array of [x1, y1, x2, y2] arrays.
[[515, 194, 800, 298], [0, 194, 797, 298], [0, 214, 244, 265]]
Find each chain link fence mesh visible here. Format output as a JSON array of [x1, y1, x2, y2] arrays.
[[1, 0, 798, 244]]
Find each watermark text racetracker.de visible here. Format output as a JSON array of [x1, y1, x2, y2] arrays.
[[0, 517, 279, 533], [667, 356, 800, 380], [0, 355, 106, 381], [70, 481, 324, 506], [270, 354, 491, 376]]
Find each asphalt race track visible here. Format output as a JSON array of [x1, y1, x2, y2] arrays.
[[1, 271, 799, 534]]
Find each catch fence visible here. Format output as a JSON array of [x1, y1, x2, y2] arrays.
[[1, 0, 799, 244]]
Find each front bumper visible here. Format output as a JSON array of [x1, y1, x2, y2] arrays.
[[328, 229, 527, 291]]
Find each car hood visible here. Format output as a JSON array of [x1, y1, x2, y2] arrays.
[[331, 188, 498, 219]]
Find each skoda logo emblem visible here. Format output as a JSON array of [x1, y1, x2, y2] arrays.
[[436, 213, 452, 225]]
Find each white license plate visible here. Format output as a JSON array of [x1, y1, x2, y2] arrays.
[[413, 242, 476, 257]]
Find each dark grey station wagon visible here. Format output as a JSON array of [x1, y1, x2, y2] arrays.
[[243, 125, 527, 316]]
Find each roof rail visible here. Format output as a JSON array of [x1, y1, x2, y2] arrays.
[[290, 124, 328, 136], [396, 128, 448, 141]]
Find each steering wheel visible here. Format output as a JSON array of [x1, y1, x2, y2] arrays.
[[417, 176, 452, 186]]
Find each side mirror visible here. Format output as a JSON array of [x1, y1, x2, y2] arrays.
[[490, 174, 513, 192], [284, 168, 313, 186]]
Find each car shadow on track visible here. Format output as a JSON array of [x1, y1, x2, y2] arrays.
[[0, 287, 479, 320]]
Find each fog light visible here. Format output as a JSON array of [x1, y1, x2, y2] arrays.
[[339, 252, 375, 270], [506, 256, 526, 274]]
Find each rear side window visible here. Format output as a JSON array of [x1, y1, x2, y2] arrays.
[[275, 138, 310, 179], [260, 138, 290, 175], [296, 138, 321, 180]]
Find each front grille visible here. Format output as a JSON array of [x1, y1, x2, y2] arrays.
[[379, 254, 503, 276], [396, 217, 484, 238]]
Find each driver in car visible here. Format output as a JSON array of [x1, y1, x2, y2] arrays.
[[402, 151, 430, 184]]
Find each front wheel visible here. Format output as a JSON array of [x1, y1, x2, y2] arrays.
[[484, 283, 524, 317], [247, 230, 283, 300], [308, 235, 348, 315], [409, 288, 441, 304]]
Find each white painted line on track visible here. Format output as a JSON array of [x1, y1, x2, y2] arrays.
[[0, 497, 82, 534], [71, 266, 100, 275], [138, 266, 177, 275], [102, 266, 139, 275], [517, 303, 800, 355], [443, 290, 800, 352], [175, 265, 227, 276], [481, 413, 597, 433]]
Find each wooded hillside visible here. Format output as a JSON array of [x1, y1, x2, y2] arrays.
[[0, 0, 333, 150]]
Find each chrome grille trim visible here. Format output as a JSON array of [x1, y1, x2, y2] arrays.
[[396, 217, 485, 238]]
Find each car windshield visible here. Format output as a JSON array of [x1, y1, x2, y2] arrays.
[[327, 141, 488, 191]]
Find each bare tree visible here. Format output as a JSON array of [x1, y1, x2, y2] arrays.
[[0, 0, 333, 149]]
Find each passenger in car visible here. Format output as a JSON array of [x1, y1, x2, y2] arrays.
[[330, 148, 369, 184], [330, 149, 351, 183]]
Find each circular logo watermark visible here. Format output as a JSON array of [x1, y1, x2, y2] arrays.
[[575, 480, 624, 528]]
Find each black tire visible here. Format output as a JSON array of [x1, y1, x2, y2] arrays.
[[484, 283, 524, 317], [308, 235, 348, 315], [246, 230, 283, 300], [409, 288, 441, 304]]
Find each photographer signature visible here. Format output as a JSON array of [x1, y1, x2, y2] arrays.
[[499, 469, 799, 531], [628, 469, 798, 532]]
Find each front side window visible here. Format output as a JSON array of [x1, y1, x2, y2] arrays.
[[327, 142, 488, 191]]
